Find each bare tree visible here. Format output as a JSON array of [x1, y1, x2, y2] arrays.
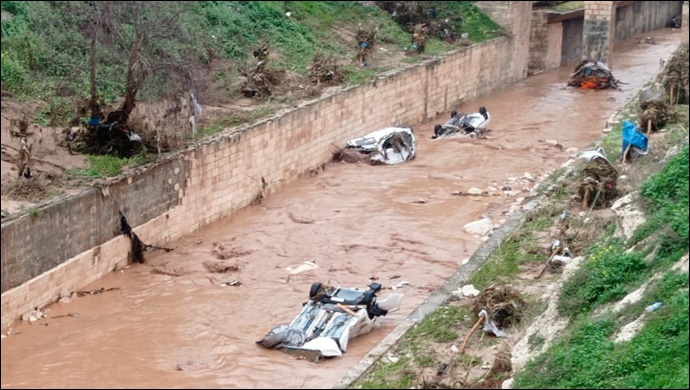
[[101, 1, 187, 125]]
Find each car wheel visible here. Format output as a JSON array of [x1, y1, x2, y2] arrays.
[[434, 124, 442, 137], [309, 282, 322, 299]]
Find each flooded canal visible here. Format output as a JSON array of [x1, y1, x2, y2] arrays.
[[0, 29, 681, 389]]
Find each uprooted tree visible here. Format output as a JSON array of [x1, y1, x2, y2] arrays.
[[68, 1, 198, 157]]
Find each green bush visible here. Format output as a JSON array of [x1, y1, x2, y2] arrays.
[[634, 145, 689, 255], [1, 50, 28, 87], [558, 239, 647, 317]]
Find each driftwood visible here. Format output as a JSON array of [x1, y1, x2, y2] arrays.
[[460, 315, 485, 354], [536, 247, 561, 279]]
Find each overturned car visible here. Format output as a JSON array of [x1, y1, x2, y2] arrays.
[[567, 59, 622, 90], [256, 282, 404, 362], [333, 127, 416, 165], [432, 106, 490, 139]]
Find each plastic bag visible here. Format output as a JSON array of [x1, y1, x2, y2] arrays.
[[621, 120, 648, 155]]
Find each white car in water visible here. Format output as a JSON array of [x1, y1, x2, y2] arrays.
[[432, 106, 490, 139], [256, 282, 404, 362], [340, 127, 416, 165]]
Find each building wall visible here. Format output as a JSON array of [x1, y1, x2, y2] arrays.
[[0, 4, 534, 330], [529, 1, 684, 72], [562, 17, 585, 65], [615, 1, 684, 40], [529, 10, 564, 74]]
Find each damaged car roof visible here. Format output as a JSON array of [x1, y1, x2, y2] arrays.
[[335, 126, 416, 166]]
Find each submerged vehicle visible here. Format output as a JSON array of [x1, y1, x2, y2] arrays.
[[432, 106, 490, 139], [256, 282, 404, 362], [336, 126, 416, 165]]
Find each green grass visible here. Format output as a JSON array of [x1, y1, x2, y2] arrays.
[[633, 145, 689, 250], [558, 238, 647, 318], [70, 154, 150, 178], [429, 2, 503, 42], [515, 141, 690, 389], [403, 306, 471, 345], [345, 68, 380, 86], [353, 356, 416, 389], [2, 2, 503, 128], [515, 275, 689, 389], [469, 222, 546, 289], [352, 304, 474, 389]]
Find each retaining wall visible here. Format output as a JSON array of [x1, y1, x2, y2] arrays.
[[1, 10, 531, 330]]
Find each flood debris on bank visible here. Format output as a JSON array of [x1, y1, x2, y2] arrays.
[[571, 147, 619, 209], [658, 45, 689, 105], [567, 59, 623, 90], [350, 82, 688, 389], [355, 24, 379, 67], [240, 43, 287, 99], [638, 87, 672, 133], [461, 286, 527, 354], [309, 53, 347, 86]]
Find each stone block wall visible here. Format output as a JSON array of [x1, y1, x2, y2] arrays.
[[1, 6, 532, 331], [583, 1, 617, 65], [529, 10, 564, 74]]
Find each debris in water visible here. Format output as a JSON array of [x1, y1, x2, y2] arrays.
[[392, 280, 410, 290], [21, 308, 46, 324], [203, 260, 241, 274], [567, 59, 622, 90], [120, 212, 173, 263], [285, 261, 319, 275], [75, 287, 121, 298], [212, 242, 255, 259]]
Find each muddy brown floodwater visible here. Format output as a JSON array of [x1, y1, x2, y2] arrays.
[[0, 29, 680, 389]]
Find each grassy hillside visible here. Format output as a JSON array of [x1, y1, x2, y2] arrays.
[[1, 1, 501, 126], [515, 143, 689, 389], [350, 84, 689, 389]]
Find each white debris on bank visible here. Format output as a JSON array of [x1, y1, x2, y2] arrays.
[[614, 313, 647, 343], [510, 256, 585, 374], [463, 218, 494, 237], [451, 284, 480, 298], [610, 192, 646, 240]]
